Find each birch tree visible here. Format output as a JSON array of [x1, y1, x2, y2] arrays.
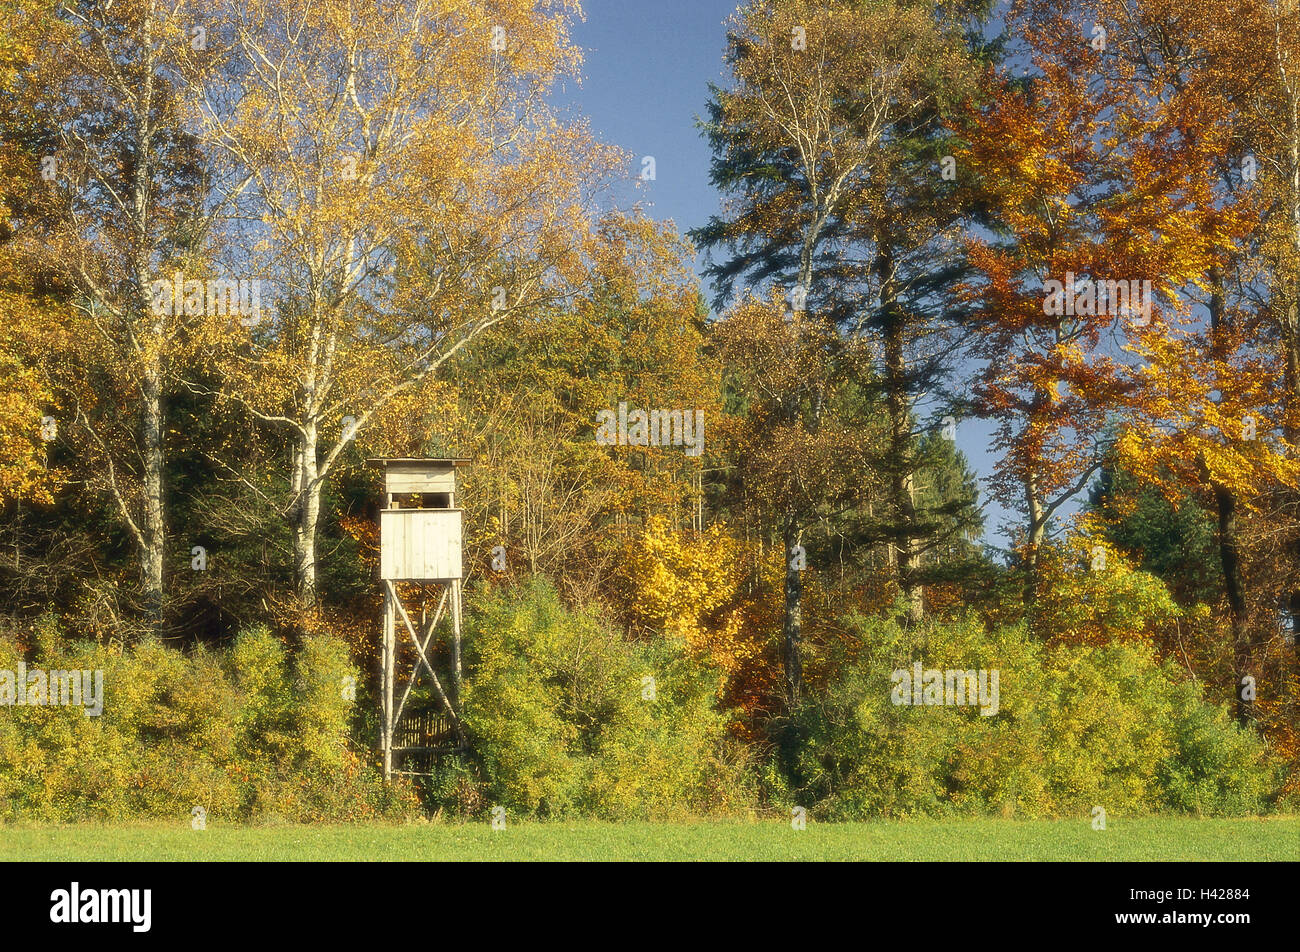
[[22, 0, 223, 625], [186, 0, 620, 604]]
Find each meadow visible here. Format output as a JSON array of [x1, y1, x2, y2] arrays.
[[2, 817, 1295, 862]]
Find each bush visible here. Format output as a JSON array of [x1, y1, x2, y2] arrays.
[[791, 611, 1278, 819], [450, 579, 755, 820], [2, 589, 1277, 824], [0, 616, 410, 823], [1159, 681, 1279, 816]]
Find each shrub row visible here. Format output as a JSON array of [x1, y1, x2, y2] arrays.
[[0, 618, 407, 822], [790, 612, 1278, 818], [0, 583, 1282, 822]]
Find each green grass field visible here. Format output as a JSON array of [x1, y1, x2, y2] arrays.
[[1, 817, 1296, 861]]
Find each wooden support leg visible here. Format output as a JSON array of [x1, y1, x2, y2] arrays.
[[451, 579, 463, 710], [382, 587, 395, 781]]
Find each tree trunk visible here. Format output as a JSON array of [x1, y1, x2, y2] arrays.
[[1206, 259, 1256, 725], [876, 231, 923, 623], [1023, 471, 1045, 613], [131, 12, 165, 628], [883, 315, 922, 622], [1284, 57, 1300, 664], [1214, 481, 1254, 725], [1290, 591, 1300, 662], [1284, 303, 1300, 665], [292, 426, 322, 606], [782, 520, 803, 709], [138, 357, 166, 621]]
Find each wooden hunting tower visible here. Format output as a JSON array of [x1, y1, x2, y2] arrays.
[[368, 457, 470, 779]]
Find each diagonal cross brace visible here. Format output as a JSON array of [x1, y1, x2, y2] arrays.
[[393, 586, 447, 728], [386, 580, 462, 738]]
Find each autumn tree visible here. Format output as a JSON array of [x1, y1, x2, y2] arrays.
[[439, 211, 719, 600], [11, 0, 226, 626], [970, 0, 1300, 717], [713, 291, 880, 706], [957, 2, 1135, 610], [0, 0, 63, 510], [1075, 0, 1300, 721], [1219, 0, 1300, 652], [694, 0, 984, 624], [184, 0, 621, 605]]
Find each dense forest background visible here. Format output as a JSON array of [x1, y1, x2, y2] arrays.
[[1, 0, 1297, 821]]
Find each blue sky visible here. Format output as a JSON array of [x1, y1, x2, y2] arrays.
[[558, 0, 736, 230], [555, 1, 1048, 552]]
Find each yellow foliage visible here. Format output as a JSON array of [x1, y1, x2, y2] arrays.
[[1037, 532, 1182, 645], [614, 516, 755, 676]]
